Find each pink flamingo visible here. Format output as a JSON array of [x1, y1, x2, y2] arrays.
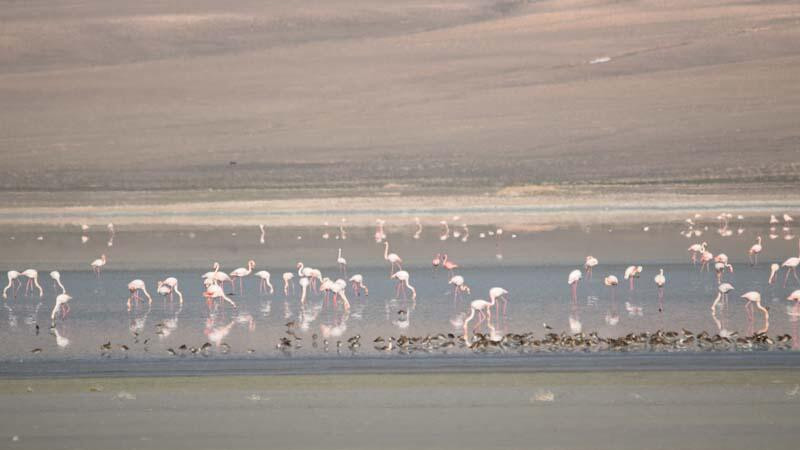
[[711, 282, 734, 311], [20, 269, 43, 297], [448, 275, 470, 302], [2, 270, 21, 299], [624, 265, 642, 290], [383, 242, 402, 275], [688, 242, 706, 265], [157, 277, 183, 304], [714, 262, 734, 284], [442, 254, 459, 276], [568, 269, 582, 305], [330, 279, 351, 310], [748, 236, 762, 266], [298, 277, 310, 305], [699, 248, 713, 272], [229, 260, 255, 294], [204, 283, 237, 309], [282, 272, 295, 296], [390, 270, 416, 300], [50, 293, 72, 324], [584, 256, 598, 280], [432, 253, 442, 273], [126, 279, 152, 311], [654, 269, 666, 312], [768, 263, 780, 284], [90, 254, 107, 277], [337, 248, 347, 276], [202, 263, 234, 291], [255, 271, 274, 294], [50, 271, 66, 294], [781, 239, 800, 287], [349, 274, 368, 297], [462, 289, 505, 340], [374, 219, 386, 243], [489, 287, 509, 316], [741, 291, 769, 334], [604, 275, 620, 325]]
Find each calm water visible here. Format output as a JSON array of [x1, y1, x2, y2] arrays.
[[2, 219, 800, 373]]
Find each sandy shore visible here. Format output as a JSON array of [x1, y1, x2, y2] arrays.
[[1, 188, 799, 228], [2, 370, 799, 449]]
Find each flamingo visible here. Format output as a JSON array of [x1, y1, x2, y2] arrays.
[[50, 271, 65, 294], [463, 289, 505, 340], [741, 291, 769, 334], [432, 253, 442, 273], [259, 224, 266, 244], [203, 262, 234, 291], [781, 239, 800, 288], [337, 248, 347, 275], [624, 265, 642, 290], [714, 262, 734, 284], [584, 256, 598, 280], [390, 270, 416, 300], [330, 279, 351, 310], [489, 286, 509, 316], [383, 242, 402, 275], [439, 221, 450, 241], [604, 275, 620, 325], [158, 277, 183, 304], [104, 223, 115, 247], [349, 274, 368, 297], [413, 217, 423, 240], [568, 269, 582, 305], [255, 270, 274, 294], [282, 272, 295, 296], [449, 275, 470, 302], [90, 254, 107, 276], [749, 236, 762, 266], [50, 294, 72, 324], [374, 219, 386, 243], [654, 269, 666, 312], [768, 263, 780, 284], [711, 282, 734, 311], [204, 283, 237, 309], [126, 279, 152, 311], [442, 254, 459, 276], [688, 242, 707, 265], [3, 270, 21, 299], [699, 248, 713, 272], [298, 277, 310, 304], [20, 269, 43, 297], [229, 260, 255, 294]]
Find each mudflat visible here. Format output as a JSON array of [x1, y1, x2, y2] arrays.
[[1, 370, 799, 449]]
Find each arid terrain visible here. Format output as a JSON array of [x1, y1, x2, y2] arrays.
[[2, 0, 799, 202]]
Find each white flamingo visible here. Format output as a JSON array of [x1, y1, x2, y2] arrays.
[[255, 270, 274, 294], [229, 260, 255, 294], [90, 254, 107, 276], [748, 236, 762, 266], [3, 270, 21, 299], [383, 241, 402, 275], [349, 274, 368, 297], [390, 270, 416, 300], [20, 269, 43, 297], [126, 279, 152, 310], [50, 294, 72, 323]]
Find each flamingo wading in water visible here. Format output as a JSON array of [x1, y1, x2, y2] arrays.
[[126, 279, 152, 311], [390, 270, 416, 300], [383, 242, 402, 275], [229, 260, 255, 294]]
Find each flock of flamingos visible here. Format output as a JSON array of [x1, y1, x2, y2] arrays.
[[3, 213, 800, 352]]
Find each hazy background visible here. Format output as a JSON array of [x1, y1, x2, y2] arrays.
[[2, 0, 799, 195]]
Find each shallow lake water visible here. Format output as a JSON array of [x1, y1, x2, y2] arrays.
[[1, 216, 799, 372]]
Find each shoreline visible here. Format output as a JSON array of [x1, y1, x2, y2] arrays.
[[0, 189, 798, 228], [4, 352, 800, 380]]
